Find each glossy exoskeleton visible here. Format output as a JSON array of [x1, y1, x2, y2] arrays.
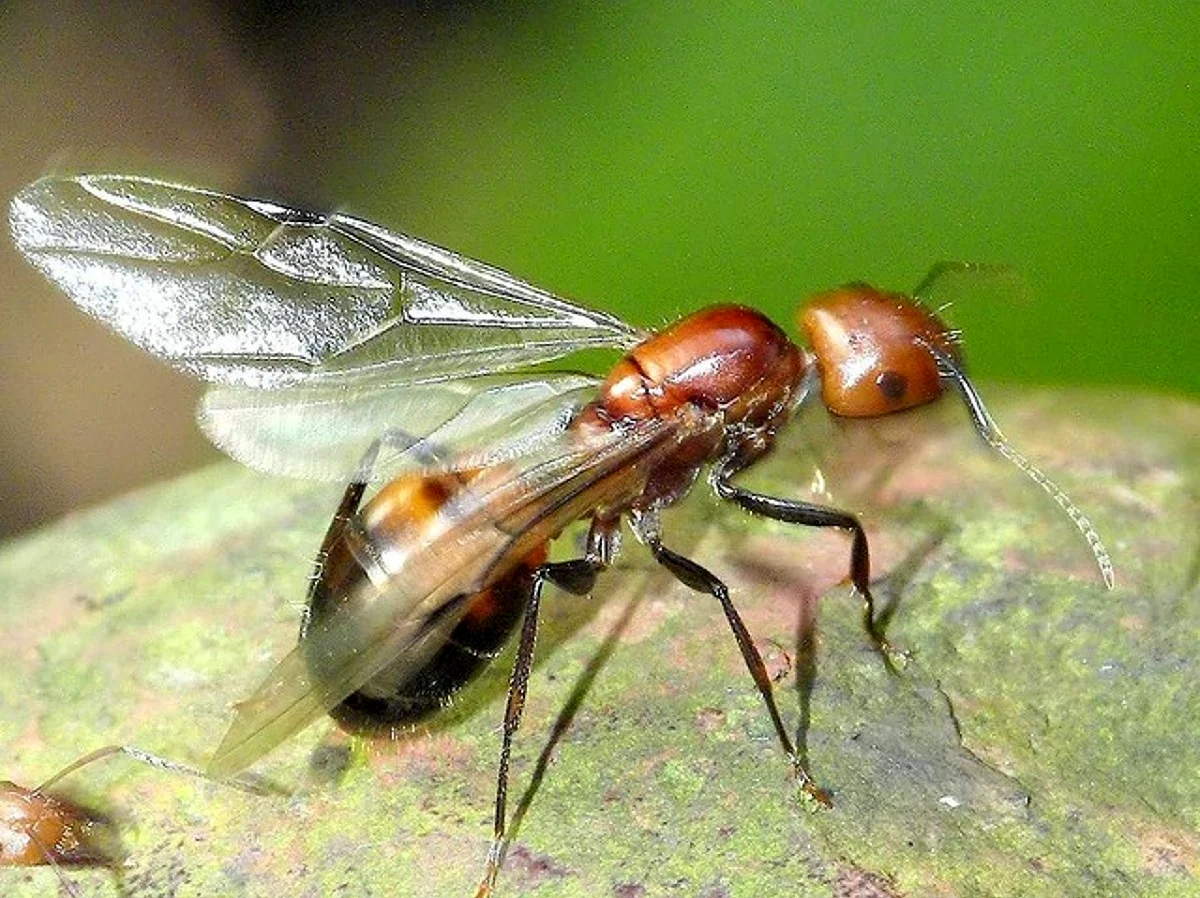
[[9, 175, 1113, 896]]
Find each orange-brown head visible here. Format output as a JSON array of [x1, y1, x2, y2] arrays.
[[0, 780, 107, 868], [799, 284, 960, 418], [799, 275, 1113, 589]]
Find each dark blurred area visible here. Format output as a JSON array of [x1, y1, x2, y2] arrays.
[[1, 0, 1197, 538], [1, 1, 491, 536]]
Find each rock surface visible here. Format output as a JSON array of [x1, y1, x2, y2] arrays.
[[0, 389, 1196, 897]]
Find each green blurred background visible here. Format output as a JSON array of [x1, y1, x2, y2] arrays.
[[1, 0, 1196, 537]]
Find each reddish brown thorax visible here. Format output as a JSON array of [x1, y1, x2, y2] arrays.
[[588, 304, 808, 428], [799, 285, 960, 417]]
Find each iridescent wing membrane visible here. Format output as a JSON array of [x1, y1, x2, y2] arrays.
[[9, 174, 668, 770], [9, 175, 644, 480]]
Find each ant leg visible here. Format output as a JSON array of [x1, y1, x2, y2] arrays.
[[476, 553, 607, 898], [299, 445, 380, 636], [637, 531, 832, 807], [711, 461, 899, 666]]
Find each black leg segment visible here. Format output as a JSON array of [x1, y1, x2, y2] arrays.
[[646, 537, 831, 807], [476, 555, 605, 897], [712, 462, 895, 660]]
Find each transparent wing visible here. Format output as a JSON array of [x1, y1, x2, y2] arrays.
[[207, 414, 682, 777], [782, 379, 977, 513], [199, 371, 601, 481], [207, 579, 477, 779], [9, 174, 643, 388]]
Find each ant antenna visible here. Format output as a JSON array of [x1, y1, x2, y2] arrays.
[[5, 745, 277, 896], [37, 744, 272, 795], [918, 339, 1115, 589]]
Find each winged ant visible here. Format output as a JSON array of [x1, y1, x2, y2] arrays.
[[8, 175, 1113, 895]]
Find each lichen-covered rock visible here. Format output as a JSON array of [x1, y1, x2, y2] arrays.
[[1, 390, 1196, 897]]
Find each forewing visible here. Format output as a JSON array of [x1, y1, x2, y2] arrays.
[[782, 384, 966, 513], [199, 372, 600, 481], [9, 175, 642, 388], [207, 414, 681, 777]]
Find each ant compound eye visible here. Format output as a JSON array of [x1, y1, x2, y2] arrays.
[[876, 369, 909, 403], [799, 284, 957, 417]]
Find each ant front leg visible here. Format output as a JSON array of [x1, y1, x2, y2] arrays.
[[475, 518, 617, 898], [711, 455, 904, 669]]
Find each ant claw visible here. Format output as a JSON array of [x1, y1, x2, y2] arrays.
[[791, 763, 833, 809], [802, 784, 834, 809], [869, 636, 914, 675], [886, 642, 915, 669]]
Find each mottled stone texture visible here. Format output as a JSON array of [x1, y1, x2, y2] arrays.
[[1, 390, 1196, 897]]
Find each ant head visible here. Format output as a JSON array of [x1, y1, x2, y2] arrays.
[[798, 274, 1114, 590], [798, 284, 961, 418]]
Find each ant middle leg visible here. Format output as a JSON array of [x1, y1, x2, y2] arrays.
[[629, 518, 832, 807]]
